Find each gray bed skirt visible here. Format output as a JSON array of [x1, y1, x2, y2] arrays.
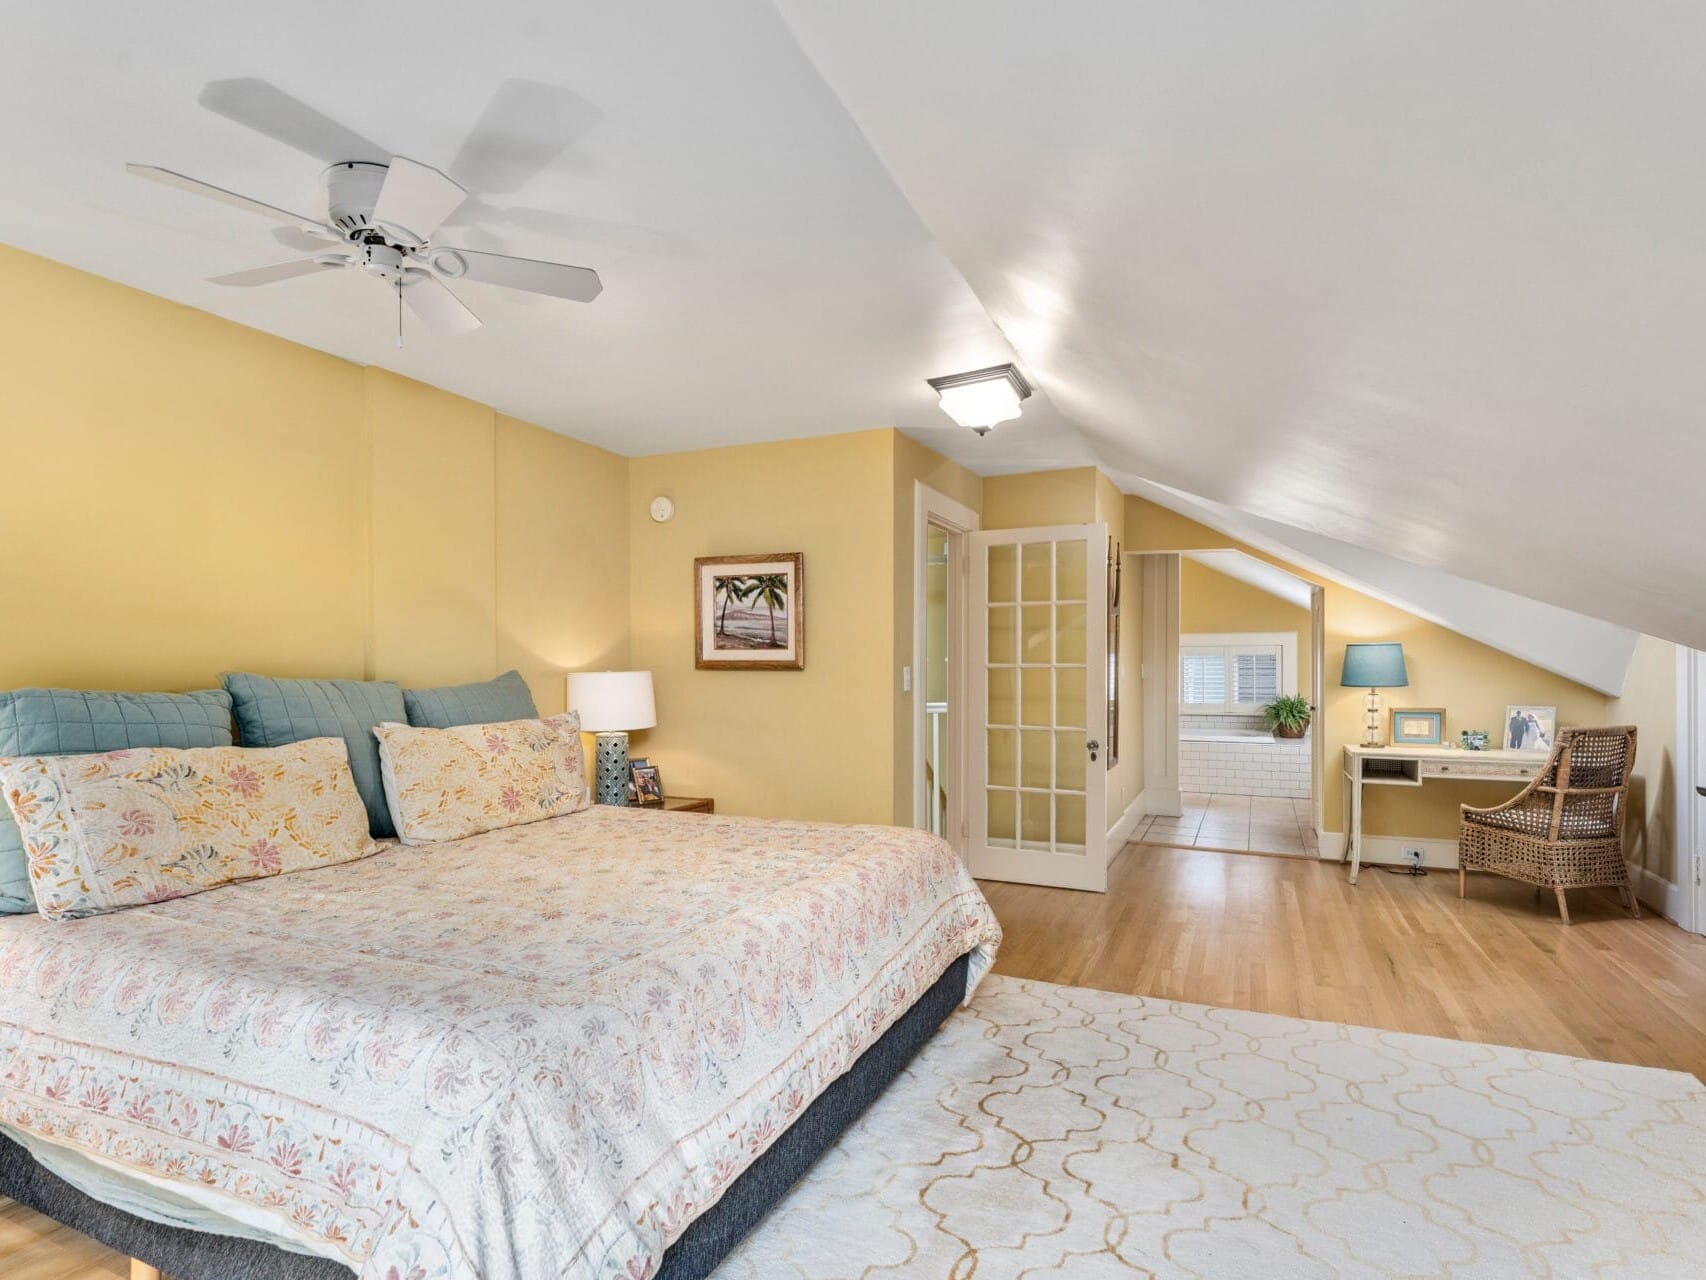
[[0, 951, 972, 1280]]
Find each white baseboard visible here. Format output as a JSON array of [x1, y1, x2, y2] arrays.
[[1314, 830, 1458, 871], [1628, 862, 1684, 920], [1317, 834, 1684, 916], [1108, 795, 1147, 849], [1139, 785, 1182, 819]]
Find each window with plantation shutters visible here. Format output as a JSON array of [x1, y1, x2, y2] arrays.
[[1180, 635, 1294, 713]]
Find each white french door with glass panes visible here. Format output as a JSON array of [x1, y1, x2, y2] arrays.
[[969, 524, 1109, 891]]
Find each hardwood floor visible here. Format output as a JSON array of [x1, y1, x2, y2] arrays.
[[0, 1193, 128, 1279], [11, 836, 1706, 1277], [983, 839, 1706, 1081]]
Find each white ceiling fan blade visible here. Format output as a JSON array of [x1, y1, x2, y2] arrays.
[[373, 157, 467, 242], [432, 247, 602, 302], [209, 258, 347, 287], [127, 163, 325, 231], [198, 78, 388, 166], [402, 273, 482, 335]]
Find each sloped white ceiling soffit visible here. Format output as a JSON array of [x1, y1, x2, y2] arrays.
[[776, 1, 1706, 654]]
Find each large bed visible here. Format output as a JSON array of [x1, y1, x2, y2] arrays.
[[0, 805, 1001, 1279]]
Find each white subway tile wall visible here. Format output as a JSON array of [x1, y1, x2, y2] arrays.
[[1179, 733, 1311, 799]]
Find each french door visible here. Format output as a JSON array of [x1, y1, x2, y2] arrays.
[[968, 523, 1109, 891]]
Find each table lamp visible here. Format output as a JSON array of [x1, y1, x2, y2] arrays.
[[1340, 643, 1407, 748], [566, 670, 657, 805]]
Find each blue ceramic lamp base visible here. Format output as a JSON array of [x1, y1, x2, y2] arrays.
[[594, 731, 631, 806]]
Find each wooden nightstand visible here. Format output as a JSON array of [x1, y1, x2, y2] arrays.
[[657, 795, 714, 814]]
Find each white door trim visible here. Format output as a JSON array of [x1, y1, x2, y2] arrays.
[[912, 482, 979, 850], [1140, 553, 1182, 817], [1678, 645, 1700, 933]]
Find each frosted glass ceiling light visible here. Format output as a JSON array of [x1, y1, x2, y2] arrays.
[[927, 364, 1033, 435]]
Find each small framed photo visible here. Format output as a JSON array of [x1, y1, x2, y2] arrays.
[[695, 553, 805, 670], [1390, 708, 1445, 746], [1504, 705, 1557, 753], [630, 759, 664, 807]]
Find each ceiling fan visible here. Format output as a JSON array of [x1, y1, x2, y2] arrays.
[[127, 155, 602, 341]]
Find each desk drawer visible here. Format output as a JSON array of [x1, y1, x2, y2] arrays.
[[1421, 760, 1538, 781]]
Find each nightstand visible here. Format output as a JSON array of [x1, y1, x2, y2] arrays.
[[658, 795, 714, 814]]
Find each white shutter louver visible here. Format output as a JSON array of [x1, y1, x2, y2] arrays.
[[1231, 649, 1280, 707], [1181, 651, 1227, 708]]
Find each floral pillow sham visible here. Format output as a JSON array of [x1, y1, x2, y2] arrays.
[[374, 712, 590, 845], [0, 738, 381, 921]]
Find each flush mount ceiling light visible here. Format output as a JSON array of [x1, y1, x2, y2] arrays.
[[927, 363, 1033, 435]]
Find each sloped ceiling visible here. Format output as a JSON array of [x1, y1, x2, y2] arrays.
[[0, 2, 1686, 673], [776, 1, 1706, 651], [1134, 477, 1638, 695]]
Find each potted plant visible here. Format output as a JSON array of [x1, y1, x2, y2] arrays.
[[1263, 695, 1313, 739]]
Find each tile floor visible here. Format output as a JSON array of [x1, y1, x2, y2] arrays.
[[1132, 792, 1318, 856]]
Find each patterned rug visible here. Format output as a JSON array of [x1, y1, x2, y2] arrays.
[[715, 976, 1706, 1278]]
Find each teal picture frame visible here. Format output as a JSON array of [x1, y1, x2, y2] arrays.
[[1390, 707, 1444, 746]]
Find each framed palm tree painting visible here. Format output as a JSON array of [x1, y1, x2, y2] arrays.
[[695, 552, 805, 669]]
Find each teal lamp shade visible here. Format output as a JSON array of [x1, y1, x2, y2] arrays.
[[1340, 643, 1408, 689]]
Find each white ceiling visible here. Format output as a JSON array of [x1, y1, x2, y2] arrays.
[[777, 1, 1706, 650], [0, 0, 1087, 472], [1183, 551, 1313, 612], [3, 3, 1699, 656]]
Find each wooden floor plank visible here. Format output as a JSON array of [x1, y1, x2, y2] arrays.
[[983, 839, 1706, 1079]]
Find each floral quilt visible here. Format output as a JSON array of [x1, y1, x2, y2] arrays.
[[0, 806, 1000, 1279]]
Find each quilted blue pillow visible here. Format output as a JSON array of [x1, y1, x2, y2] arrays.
[[403, 670, 539, 729], [0, 687, 234, 913], [223, 674, 406, 839]]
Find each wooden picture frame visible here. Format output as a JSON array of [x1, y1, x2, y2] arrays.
[[631, 759, 664, 806], [694, 552, 805, 670], [1390, 707, 1445, 746]]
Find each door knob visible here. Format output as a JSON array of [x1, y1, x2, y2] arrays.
[[1088, 739, 1100, 761]]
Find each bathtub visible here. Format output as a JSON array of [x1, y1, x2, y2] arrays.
[[1180, 723, 1311, 798]]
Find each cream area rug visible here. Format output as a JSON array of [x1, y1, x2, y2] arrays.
[[715, 976, 1706, 1278]]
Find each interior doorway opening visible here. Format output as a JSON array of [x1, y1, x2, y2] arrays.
[[912, 484, 979, 852], [1137, 549, 1325, 859]]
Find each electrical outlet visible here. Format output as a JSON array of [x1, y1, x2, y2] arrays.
[[1403, 845, 1425, 869]]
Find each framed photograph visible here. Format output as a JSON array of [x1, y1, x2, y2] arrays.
[[626, 756, 648, 805], [630, 759, 664, 807], [695, 553, 805, 670], [1390, 707, 1445, 746], [1504, 705, 1557, 753]]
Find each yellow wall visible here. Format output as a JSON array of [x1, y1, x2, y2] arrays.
[[1180, 559, 1313, 698], [626, 430, 898, 823], [1613, 634, 1678, 884], [0, 245, 628, 717], [1129, 494, 1616, 840], [984, 466, 1098, 530]]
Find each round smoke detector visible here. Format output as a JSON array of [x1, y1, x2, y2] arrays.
[[649, 496, 675, 523]]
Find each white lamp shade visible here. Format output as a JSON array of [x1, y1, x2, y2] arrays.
[[566, 670, 656, 733]]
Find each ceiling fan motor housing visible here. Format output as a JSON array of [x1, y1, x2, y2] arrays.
[[322, 161, 390, 238]]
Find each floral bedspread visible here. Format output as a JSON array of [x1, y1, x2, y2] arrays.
[[0, 807, 1000, 1279]]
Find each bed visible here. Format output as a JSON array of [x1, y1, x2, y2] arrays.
[[0, 805, 1001, 1279]]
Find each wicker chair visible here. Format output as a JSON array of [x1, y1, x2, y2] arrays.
[[1458, 726, 1638, 925]]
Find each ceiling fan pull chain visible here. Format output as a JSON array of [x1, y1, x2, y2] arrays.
[[396, 277, 404, 348]]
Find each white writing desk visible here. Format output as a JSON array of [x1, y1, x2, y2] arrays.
[[1341, 744, 1543, 884]]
